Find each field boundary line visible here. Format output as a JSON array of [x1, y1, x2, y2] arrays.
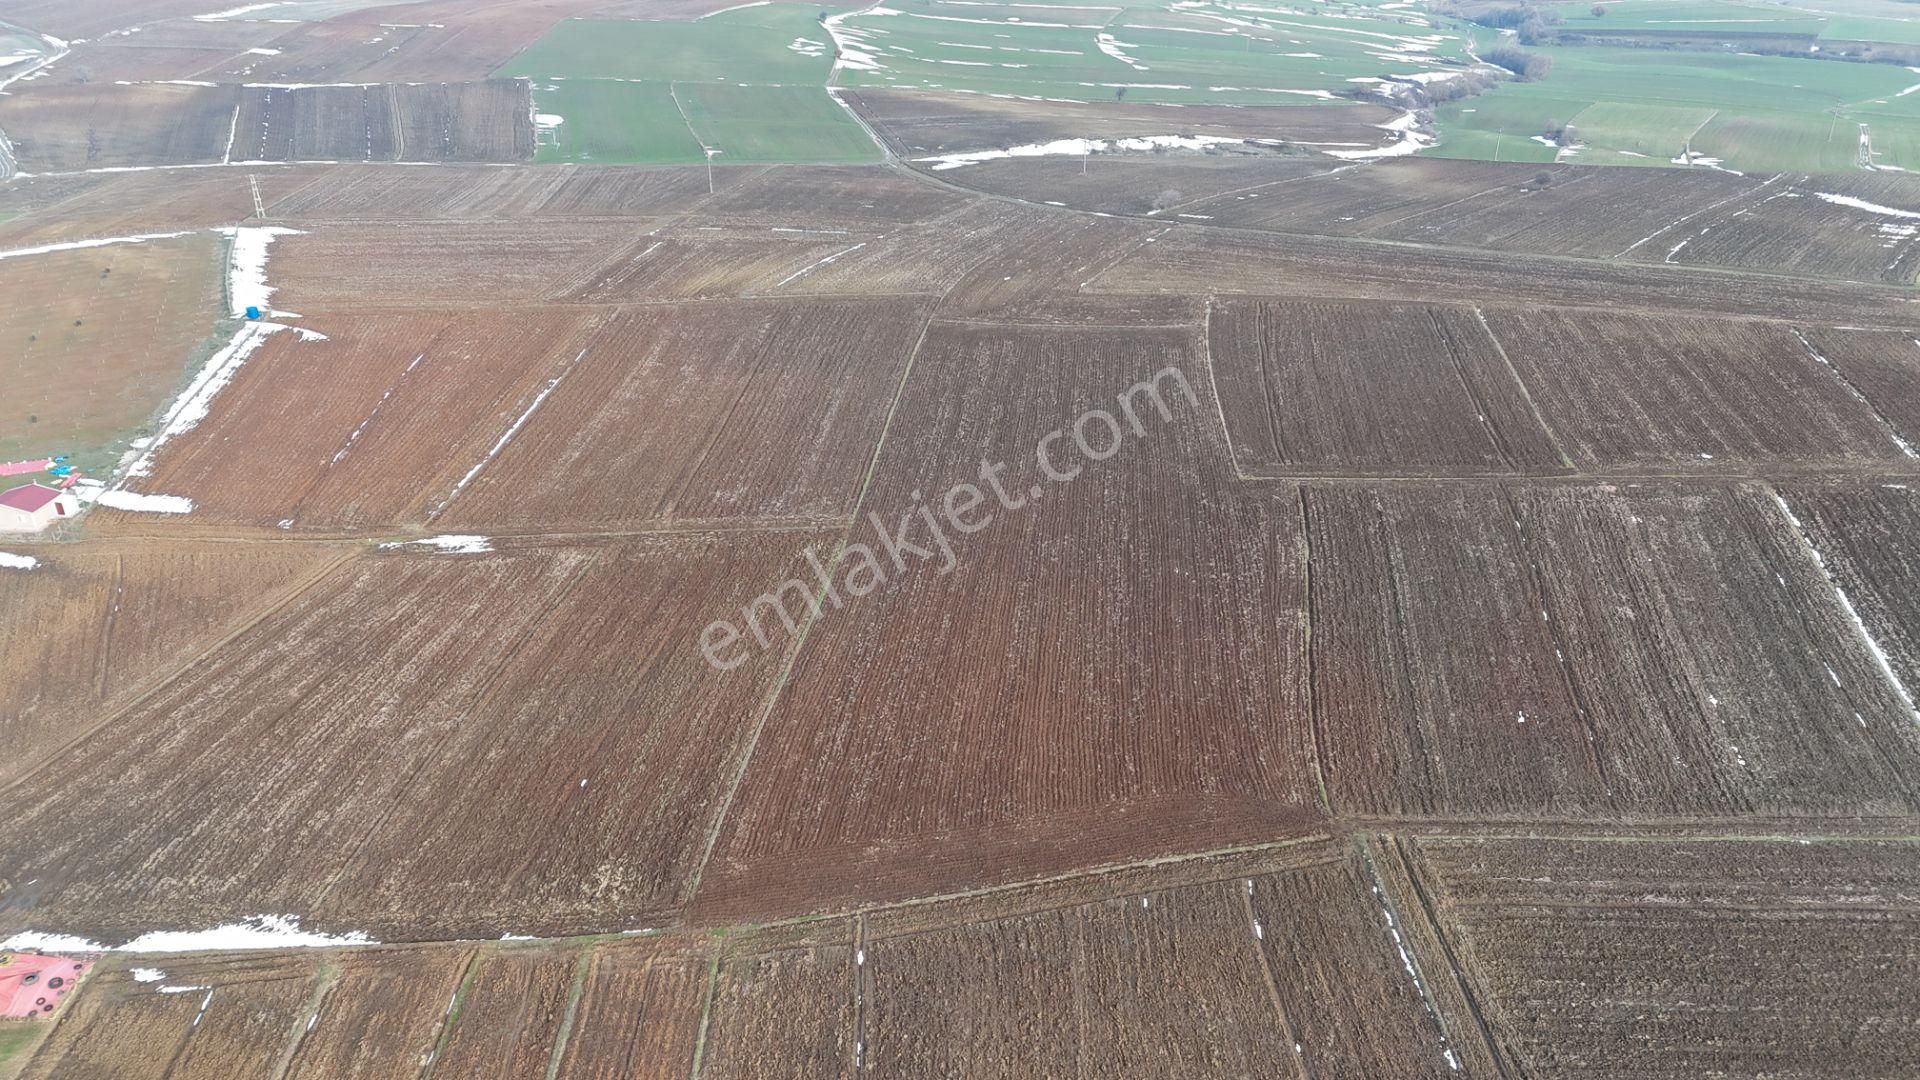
[[1199, 296, 1248, 477], [1378, 835, 1515, 1079], [1240, 880, 1315, 1080], [687, 946, 724, 1079], [1298, 488, 1331, 817], [0, 545, 359, 801], [1791, 328, 1919, 460], [543, 949, 593, 1080], [1431, 307, 1518, 470], [270, 961, 342, 1080], [1471, 306, 1576, 471], [1354, 836, 1471, 1071], [682, 306, 939, 905]]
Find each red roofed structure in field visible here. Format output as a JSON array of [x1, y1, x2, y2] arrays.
[[0, 483, 76, 532]]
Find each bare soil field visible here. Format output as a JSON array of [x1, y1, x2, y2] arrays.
[[429, 946, 578, 1078], [1408, 835, 1920, 1078], [1208, 297, 1566, 477], [96, 308, 602, 533], [0, 169, 331, 247], [1308, 483, 1920, 818], [0, 82, 238, 173], [262, 162, 736, 220], [846, 88, 1399, 158], [695, 165, 968, 229], [695, 322, 1318, 919], [698, 937, 854, 1080], [1159, 158, 1766, 260], [1800, 327, 1920, 448], [264, 220, 639, 307], [438, 297, 932, 531], [1637, 172, 1920, 286], [1481, 309, 1915, 474], [559, 229, 881, 303], [552, 938, 709, 1077], [0, 539, 346, 786], [0, 533, 829, 941], [1086, 224, 1920, 326], [932, 153, 1342, 218], [1776, 482, 1920, 697], [0, 232, 224, 466], [285, 947, 475, 1080], [232, 80, 532, 163], [0, 0, 234, 40]]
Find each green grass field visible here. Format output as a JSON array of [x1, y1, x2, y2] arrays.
[[1427, 43, 1920, 171], [502, 4, 878, 165]]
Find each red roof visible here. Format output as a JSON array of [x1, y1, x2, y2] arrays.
[[0, 483, 62, 513]]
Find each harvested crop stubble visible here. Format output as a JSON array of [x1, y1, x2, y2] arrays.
[[233, 80, 532, 163], [696, 165, 968, 228], [315, 532, 836, 937], [1480, 308, 1916, 473], [0, 82, 238, 173], [262, 162, 727, 220], [0, 169, 331, 247], [1173, 158, 1768, 261], [0, 540, 344, 786], [699, 942, 855, 1080], [1084, 225, 1920, 325], [109, 308, 602, 533], [935, 153, 1342, 218], [1207, 297, 1565, 476], [0, 533, 829, 941], [1797, 327, 1920, 449], [1308, 483, 1920, 818], [1776, 482, 1920, 697], [286, 948, 475, 1080], [553, 938, 711, 1077], [264, 221, 640, 308], [430, 947, 580, 1078], [439, 297, 933, 530], [696, 322, 1318, 918], [559, 230, 880, 303], [1640, 173, 1920, 286], [1408, 836, 1920, 1079]]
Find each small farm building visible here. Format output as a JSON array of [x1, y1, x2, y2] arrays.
[[0, 483, 77, 532]]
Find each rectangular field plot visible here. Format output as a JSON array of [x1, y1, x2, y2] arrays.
[[430, 947, 580, 1078], [438, 297, 931, 531], [0, 539, 344, 786], [0, 532, 828, 942], [1207, 298, 1566, 477], [1481, 308, 1915, 474], [698, 940, 855, 1080], [286, 948, 476, 1080], [1409, 836, 1920, 1079], [1308, 484, 1920, 819], [105, 308, 602, 533], [1085, 225, 1920, 326], [695, 322, 1318, 919], [552, 939, 711, 1077], [232, 80, 532, 163], [261, 162, 724, 221], [0, 82, 238, 172], [265, 222, 641, 309]]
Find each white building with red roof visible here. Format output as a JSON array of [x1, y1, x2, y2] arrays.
[[0, 483, 77, 532]]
